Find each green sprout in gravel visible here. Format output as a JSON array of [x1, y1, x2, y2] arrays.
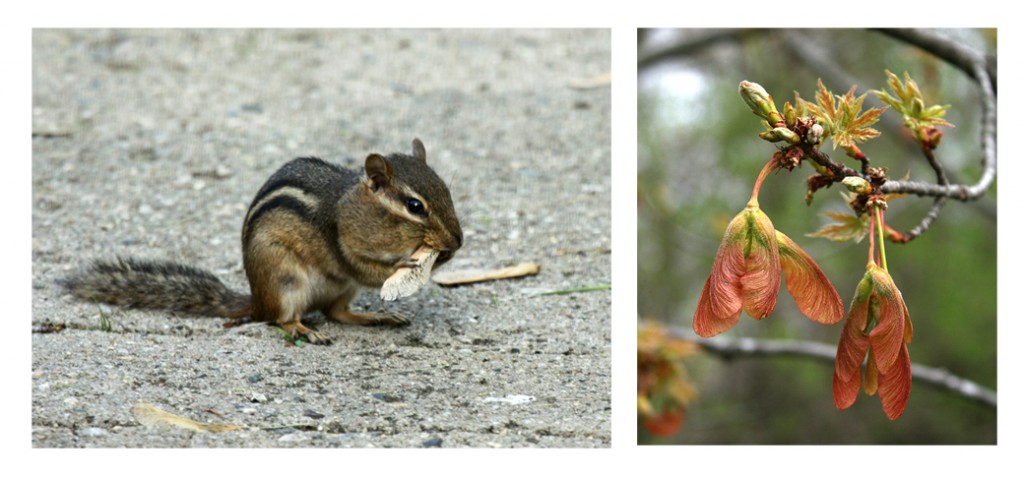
[[97, 305, 112, 332], [533, 284, 611, 297]]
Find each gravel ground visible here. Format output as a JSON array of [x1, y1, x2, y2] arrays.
[[31, 29, 610, 448]]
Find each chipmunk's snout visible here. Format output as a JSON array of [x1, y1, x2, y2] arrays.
[[432, 230, 461, 267]]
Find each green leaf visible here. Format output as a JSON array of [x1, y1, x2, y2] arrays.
[[870, 70, 954, 132], [806, 211, 870, 243], [799, 79, 886, 151]]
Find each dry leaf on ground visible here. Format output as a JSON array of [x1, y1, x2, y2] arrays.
[[132, 402, 241, 433]]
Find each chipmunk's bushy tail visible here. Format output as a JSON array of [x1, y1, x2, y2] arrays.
[[63, 257, 251, 318]]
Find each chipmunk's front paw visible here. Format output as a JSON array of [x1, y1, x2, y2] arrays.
[[279, 320, 333, 345], [303, 330, 333, 345]]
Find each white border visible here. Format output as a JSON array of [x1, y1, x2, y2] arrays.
[[7, 1, 1020, 475]]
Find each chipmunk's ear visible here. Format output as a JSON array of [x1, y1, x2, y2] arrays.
[[365, 154, 392, 191], [411, 138, 427, 163]]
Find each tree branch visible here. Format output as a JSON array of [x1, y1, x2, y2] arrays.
[[638, 29, 762, 71], [796, 29, 997, 240], [667, 327, 997, 409], [874, 28, 997, 92], [804, 145, 859, 179], [877, 30, 997, 204], [639, 28, 997, 237], [895, 147, 950, 242]]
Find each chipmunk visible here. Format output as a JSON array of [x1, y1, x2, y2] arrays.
[[64, 139, 463, 345]]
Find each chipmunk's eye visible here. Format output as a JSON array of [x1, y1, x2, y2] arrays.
[[405, 197, 426, 216]]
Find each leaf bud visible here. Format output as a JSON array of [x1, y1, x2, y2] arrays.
[[784, 101, 796, 129], [841, 176, 872, 194], [806, 123, 824, 145], [761, 127, 800, 144], [740, 81, 783, 125]]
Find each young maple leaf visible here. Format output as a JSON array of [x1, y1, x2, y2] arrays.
[[798, 79, 886, 152], [796, 79, 840, 136], [837, 88, 886, 148], [808, 172, 912, 244], [807, 211, 871, 243], [872, 70, 954, 132]]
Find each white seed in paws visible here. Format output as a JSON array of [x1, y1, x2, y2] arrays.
[[380, 247, 439, 301]]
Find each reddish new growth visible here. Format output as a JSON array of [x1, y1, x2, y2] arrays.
[[693, 157, 844, 337], [692, 77, 945, 422], [833, 206, 914, 420]]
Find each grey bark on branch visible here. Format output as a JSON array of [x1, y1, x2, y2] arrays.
[[666, 327, 997, 409]]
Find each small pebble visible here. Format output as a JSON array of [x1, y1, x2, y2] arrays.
[[371, 393, 402, 403], [303, 410, 325, 419], [214, 166, 232, 179], [78, 427, 108, 437], [278, 433, 307, 443]]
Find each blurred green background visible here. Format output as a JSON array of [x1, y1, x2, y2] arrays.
[[637, 29, 996, 444]]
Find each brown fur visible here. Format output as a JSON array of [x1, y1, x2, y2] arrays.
[[65, 139, 462, 345], [63, 257, 251, 318]]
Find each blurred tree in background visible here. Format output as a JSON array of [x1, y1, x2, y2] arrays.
[[637, 28, 996, 444]]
